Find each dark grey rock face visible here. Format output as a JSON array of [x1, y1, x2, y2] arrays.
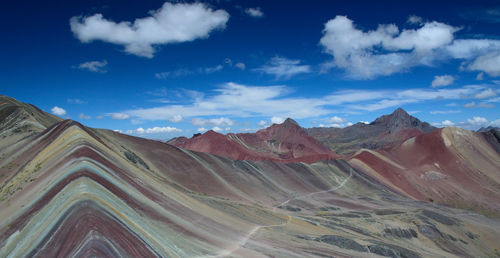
[[315, 235, 367, 252], [421, 210, 458, 226], [383, 228, 418, 239]]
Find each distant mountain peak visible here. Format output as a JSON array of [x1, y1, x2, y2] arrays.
[[282, 118, 298, 125], [371, 107, 435, 134]]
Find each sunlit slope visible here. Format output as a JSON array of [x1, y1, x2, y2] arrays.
[[0, 119, 498, 257], [350, 127, 500, 217]]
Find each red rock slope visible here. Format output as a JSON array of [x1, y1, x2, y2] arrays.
[[169, 118, 338, 163], [350, 127, 500, 216]]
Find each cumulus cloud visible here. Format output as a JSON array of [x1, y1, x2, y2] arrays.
[[191, 117, 234, 126], [258, 120, 268, 126], [322, 116, 352, 128], [255, 57, 311, 79], [468, 52, 500, 76], [245, 7, 263, 18], [212, 126, 223, 132], [320, 16, 457, 79], [320, 16, 500, 79], [431, 75, 455, 87], [51, 106, 66, 116], [111, 113, 130, 120], [75, 60, 107, 73], [325, 116, 347, 123], [70, 2, 229, 58], [432, 120, 455, 127], [197, 127, 207, 132], [79, 113, 91, 119], [271, 116, 285, 124], [168, 115, 183, 122], [127, 126, 181, 134]]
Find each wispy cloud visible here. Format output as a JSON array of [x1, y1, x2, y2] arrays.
[[191, 117, 234, 126], [245, 7, 263, 18], [115, 82, 495, 121], [74, 60, 107, 73], [126, 126, 181, 134], [155, 64, 223, 79], [430, 110, 461, 115], [431, 75, 455, 87], [70, 2, 229, 58], [67, 98, 87, 104], [255, 57, 311, 79], [79, 113, 91, 119]]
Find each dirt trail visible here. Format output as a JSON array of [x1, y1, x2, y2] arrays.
[[211, 169, 353, 257]]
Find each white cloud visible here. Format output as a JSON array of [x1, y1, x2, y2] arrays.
[[320, 16, 500, 79], [430, 110, 461, 115], [468, 52, 500, 76], [235, 62, 246, 70], [464, 101, 476, 108], [255, 57, 311, 79], [70, 2, 229, 58], [75, 60, 107, 73], [97, 115, 104, 119], [191, 117, 234, 126], [432, 120, 455, 127], [117, 82, 491, 121], [67, 98, 87, 104], [320, 16, 457, 79], [478, 103, 495, 108], [431, 75, 455, 87], [212, 126, 223, 132], [475, 88, 497, 99], [467, 116, 489, 125], [245, 7, 263, 18], [197, 127, 207, 132], [271, 116, 285, 124], [407, 15, 423, 24], [325, 116, 346, 123], [111, 113, 130, 120], [155, 64, 224, 79], [51, 106, 67, 116], [79, 113, 91, 119], [168, 115, 183, 122], [128, 126, 181, 134], [258, 120, 268, 126]]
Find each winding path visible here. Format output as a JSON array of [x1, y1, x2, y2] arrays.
[[212, 168, 353, 257]]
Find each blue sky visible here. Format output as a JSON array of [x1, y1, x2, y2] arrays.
[[1, 0, 500, 139]]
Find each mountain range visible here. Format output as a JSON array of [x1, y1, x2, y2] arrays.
[[1, 94, 500, 257]]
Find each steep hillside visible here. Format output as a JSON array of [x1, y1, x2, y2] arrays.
[[169, 118, 337, 163], [350, 127, 500, 217], [307, 108, 436, 155], [0, 95, 61, 149], [2, 99, 500, 257]]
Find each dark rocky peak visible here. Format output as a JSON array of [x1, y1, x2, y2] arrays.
[[372, 108, 435, 134]]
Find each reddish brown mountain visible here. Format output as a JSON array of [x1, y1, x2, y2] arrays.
[[168, 118, 338, 163]]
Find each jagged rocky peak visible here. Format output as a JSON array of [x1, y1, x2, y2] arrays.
[[282, 118, 299, 126], [373, 107, 434, 134]]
